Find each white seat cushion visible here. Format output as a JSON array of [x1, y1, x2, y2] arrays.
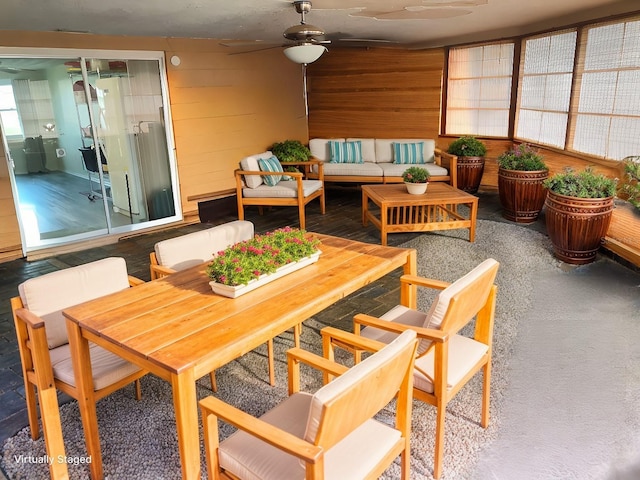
[[242, 179, 323, 198], [18, 257, 131, 349], [321, 162, 384, 177], [154, 220, 254, 271], [375, 138, 436, 164], [50, 343, 142, 390], [379, 162, 449, 178]]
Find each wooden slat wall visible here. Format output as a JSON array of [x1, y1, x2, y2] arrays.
[[307, 48, 444, 140], [0, 31, 307, 259]]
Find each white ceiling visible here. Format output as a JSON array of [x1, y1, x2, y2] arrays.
[[1, 0, 639, 49]]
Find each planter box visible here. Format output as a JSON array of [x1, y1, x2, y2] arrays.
[[604, 201, 640, 267], [209, 251, 321, 298]]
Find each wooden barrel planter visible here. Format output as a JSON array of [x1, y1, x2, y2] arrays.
[[544, 191, 615, 265], [456, 156, 485, 193], [498, 168, 548, 223]]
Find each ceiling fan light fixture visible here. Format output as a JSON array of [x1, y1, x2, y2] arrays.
[[283, 43, 327, 64]]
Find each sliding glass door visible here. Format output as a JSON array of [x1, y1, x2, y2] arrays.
[[0, 49, 179, 253]]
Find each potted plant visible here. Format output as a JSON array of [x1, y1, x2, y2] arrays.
[[446, 136, 487, 193], [543, 167, 617, 265], [497, 143, 549, 223], [270, 140, 312, 173], [402, 166, 430, 195]]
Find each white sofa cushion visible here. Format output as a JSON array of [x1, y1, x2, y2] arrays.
[[242, 179, 323, 198], [240, 151, 275, 189], [379, 162, 449, 178], [18, 257, 131, 349], [322, 162, 384, 177], [154, 220, 254, 271], [309, 138, 345, 162], [346, 138, 376, 163], [375, 138, 436, 163]]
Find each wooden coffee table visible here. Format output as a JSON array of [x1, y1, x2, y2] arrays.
[[362, 183, 478, 245]]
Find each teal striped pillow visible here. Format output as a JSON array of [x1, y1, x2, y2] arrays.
[[257, 156, 283, 186], [393, 142, 425, 164], [329, 140, 363, 164]]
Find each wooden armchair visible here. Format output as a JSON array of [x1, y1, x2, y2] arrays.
[[235, 151, 325, 230], [11, 257, 148, 480], [322, 258, 500, 479], [200, 329, 419, 480], [148, 220, 288, 389]]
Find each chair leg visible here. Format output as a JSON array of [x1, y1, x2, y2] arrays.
[[319, 190, 326, 214], [481, 361, 491, 427], [25, 380, 40, 440], [433, 402, 447, 479], [134, 379, 142, 401], [209, 371, 218, 393], [298, 202, 306, 229], [293, 323, 301, 348], [267, 339, 275, 386], [37, 385, 69, 479]]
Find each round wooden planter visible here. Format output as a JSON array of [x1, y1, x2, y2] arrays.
[[544, 191, 615, 265], [498, 168, 548, 224], [456, 156, 485, 194]]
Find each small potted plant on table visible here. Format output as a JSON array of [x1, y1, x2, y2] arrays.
[[402, 166, 430, 195], [446, 136, 487, 193], [544, 167, 617, 265], [497, 143, 549, 223]]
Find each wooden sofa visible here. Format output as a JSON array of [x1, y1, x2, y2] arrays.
[[307, 138, 458, 188]]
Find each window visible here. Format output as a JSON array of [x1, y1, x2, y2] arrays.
[[572, 18, 640, 160], [445, 42, 514, 137], [0, 84, 23, 137], [516, 30, 577, 149]]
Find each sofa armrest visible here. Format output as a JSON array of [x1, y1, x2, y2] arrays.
[[434, 148, 458, 188]]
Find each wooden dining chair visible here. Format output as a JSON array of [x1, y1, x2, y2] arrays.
[[11, 257, 148, 480], [200, 329, 419, 480], [148, 219, 294, 389], [322, 258, 500, 479]]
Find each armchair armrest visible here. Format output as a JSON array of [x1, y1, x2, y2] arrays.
[[14, 307, 45, 329], [199, 396, 322, 463], [434, 148, 458, 188], [400, 274, 450, 291], [149, 264, 176, 280], [128, 275, 145, 287], [287, 345, 349, 394], [353, 314, 448, 344]]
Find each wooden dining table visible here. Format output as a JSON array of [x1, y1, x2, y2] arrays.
[[63, 233, 417, 479]]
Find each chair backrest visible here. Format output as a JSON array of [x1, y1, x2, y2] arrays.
[[239, 151, 274, 188], [304, 329, 418, 449], [426, 258, 499, 335], [154, 220, 254, 271], [18, 257, 131, 349]]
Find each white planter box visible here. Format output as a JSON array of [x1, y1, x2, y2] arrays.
[[209, 251, 321, 298]]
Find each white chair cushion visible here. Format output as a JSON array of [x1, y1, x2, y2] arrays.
[[321, 162, 384, 177], [309, 138, 345, 162], [18, 257, 131, 349], [240, 151, 274, 189], [219, 392, 401, 480], [50, 343, 142, 390], [154, 220, 254, 271], [242, 180, 323, 198], [346, 138, 376, 163], [375, 138, 436, 163], [413, 334, 488, 393], [379, 162, 449, 178], [361, 304, 434, 355]]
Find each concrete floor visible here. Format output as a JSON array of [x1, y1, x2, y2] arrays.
[[0, 188, 639, 479]]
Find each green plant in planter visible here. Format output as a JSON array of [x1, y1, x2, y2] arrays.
[[270, 140, 311, 163], [618, 156, 640, 210], [446, 136, 487, 157], [498, 144, 548, 171], [543, 167, 617, 198], [402, 166, 430, 183]]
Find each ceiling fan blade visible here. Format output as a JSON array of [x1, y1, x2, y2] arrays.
[[226, 45, 284, 55]]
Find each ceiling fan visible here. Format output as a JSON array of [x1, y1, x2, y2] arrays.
[[222, 1, 330, 64]]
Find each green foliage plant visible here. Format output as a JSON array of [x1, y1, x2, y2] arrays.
[[543, 167, 617, 199], [446, 136, 487, 157], [402, 166, 430, 183], [497, 143, 548, 171], [207, 227, 320, 286], [270, 140, 311, 163], [618, 156, 640, 211]]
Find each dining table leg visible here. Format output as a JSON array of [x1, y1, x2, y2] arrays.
[[66, 318, 103, 480], [171, 369, 201, 479]]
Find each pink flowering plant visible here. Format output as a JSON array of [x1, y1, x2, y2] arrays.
[[206, 227, 320, 286]]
